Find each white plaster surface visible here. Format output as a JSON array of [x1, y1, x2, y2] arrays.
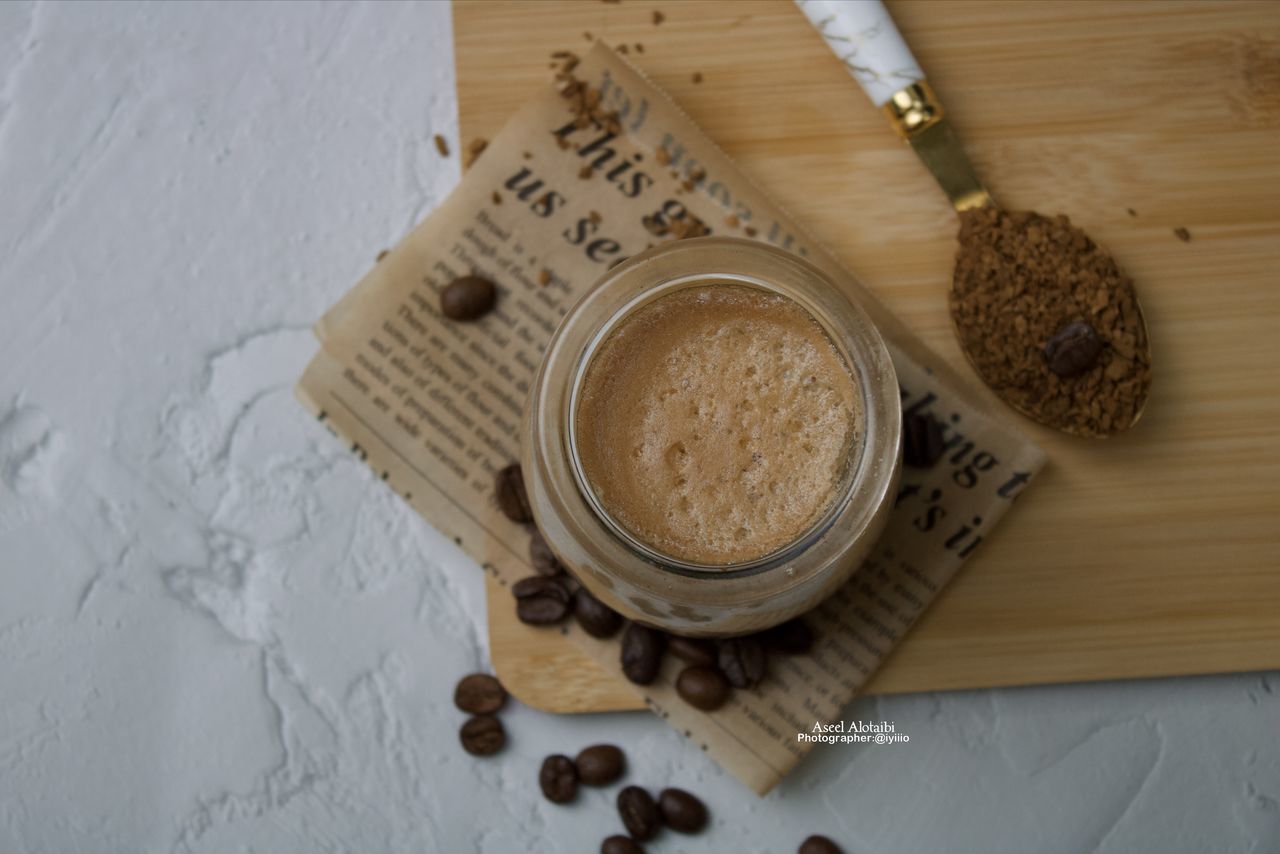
[[0, 2, 1275, 852]]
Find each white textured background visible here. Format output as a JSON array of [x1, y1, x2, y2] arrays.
[[0, 2, 1276, 852]]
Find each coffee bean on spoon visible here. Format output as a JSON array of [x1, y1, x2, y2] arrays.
[[617, 786, 662, 841], [668, 635, 717, 667], [799, 835, 844, 854], [601, 836, 644, 854], [763, 618, 815, 655], [440, 274, 497, 321], [621, 623, 666, 685], [574, 587, 623, 638], [459, 714, 505, 756], [717, 635, 766, 689], [1044, 320, 1104, 378], [676, 665, 731, 711], [494, 463, 533, 523], [512, 575, 572, 625], [453, 673, 507, 715], [538, 754, 578, 804], [658, 787, 708, 834], [529, 528, 564, 576], [576, 744, 626, 786]]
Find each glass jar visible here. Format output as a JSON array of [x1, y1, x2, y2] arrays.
[[522, 237, 901, 637]]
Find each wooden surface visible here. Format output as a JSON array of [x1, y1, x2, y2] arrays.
[[456, 0, 1280, 713]]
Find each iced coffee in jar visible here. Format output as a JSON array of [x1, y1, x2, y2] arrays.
[[523, 238, 900, 636]]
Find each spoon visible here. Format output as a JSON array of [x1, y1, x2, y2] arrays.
[[795, 0, 1151, 437]]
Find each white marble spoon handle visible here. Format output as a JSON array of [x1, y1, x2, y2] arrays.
[[795, 0, 925, 107]]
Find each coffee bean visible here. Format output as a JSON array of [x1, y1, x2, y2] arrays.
[[512, 575, 571, 625], [621, 623, 666, 685], [453, 673, 506, 715], [617, 786, 661, 841], [902, 411, 945, 469], [675, 665, 731, 711], [440, 274, 497, 321], [799, 835, 844, 854], [529, 528, 564, 576], [574, 587, 623, 638], [1043, 320, 1104, 378], [601, 835, 644, 854], [658, 788, 708, 833], [495, 463, 533, 524], [717, 635, 766, 689], [538, 754, 578, 804], [576, 744, 626, 786], [668, 635, 717, 667], [764, 618, 815, 655], [459, 714, 505, 756]]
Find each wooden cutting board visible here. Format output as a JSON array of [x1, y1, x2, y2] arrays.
[[454, 0, 1280, 713]]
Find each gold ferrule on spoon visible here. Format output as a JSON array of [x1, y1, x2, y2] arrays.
[[882, 81, 944, 137]]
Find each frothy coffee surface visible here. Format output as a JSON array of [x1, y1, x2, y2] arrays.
[[575, 284, 862, 565]]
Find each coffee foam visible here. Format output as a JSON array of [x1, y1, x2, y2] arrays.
[[575, 284, 862, 566]]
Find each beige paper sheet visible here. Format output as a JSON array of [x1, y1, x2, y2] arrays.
[[296, 45, 1046, 795]]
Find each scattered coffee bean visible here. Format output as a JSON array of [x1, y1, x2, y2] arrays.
[[799, 835, 844, 854], [494, 463, 533, 523], [902, 411, 945, 469], [459, 714, 505, 756], [658, 787, 708, 833], [667, 635, 717, 667], [433, 133, 449, 157], [1043, 320, 1104, 378], [1174, 226, 1191, 242], [617, 786, 662, 842], [621, 623, 666, 685], [764, 618, 815, 655], [574, 588, 623, 638], [717, 635, 766, 689], [453, 673, 506, 715], [601, 835, 644, 854], [529, 528, 564, 576], [440, 274, 497, 321], [513, 575, 572, 625], [538, 754, 578, 804], [576, 744, 626, 786], [675, 665, 731, 712]]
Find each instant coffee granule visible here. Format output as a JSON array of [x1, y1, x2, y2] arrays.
[[950, 207, 1151, 437]]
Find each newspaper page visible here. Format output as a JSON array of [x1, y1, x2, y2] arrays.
[[296, 44, 1046, 794]]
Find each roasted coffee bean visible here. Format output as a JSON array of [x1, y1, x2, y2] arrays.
[[495, 463, 533, 523], [717, 635, 766, 689], [658, 787, 708, 833], [601, 835, 644, 854], [1044, 320, 1104, 378], [764, 618, 815, 655], [512, 575, 569, 600], [675, 665, 731, 711], [576, 744, 626, 786], [512, 575, 571, 625], [459, 714, 505, 756], [621, 623, 666, 685], [453, 673, 506, 714], [799, 835, 844, 854], [667, 635, 717, 667], [538, 754, 578, 804], [574, 587, 623, 638], [529, 529, 564, 576], [440, 274, 497, 321], [617, 786, 661, 841], [902, 411, 946, 469]]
